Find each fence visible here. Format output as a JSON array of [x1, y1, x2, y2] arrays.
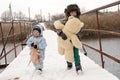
[[81, 1, 120, 68], [0, 20, 33, 68]]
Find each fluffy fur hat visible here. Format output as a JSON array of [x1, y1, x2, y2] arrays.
[[64, 4, 81, 18]]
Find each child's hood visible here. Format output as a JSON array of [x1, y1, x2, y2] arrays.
[[33, 24, 44, 36]]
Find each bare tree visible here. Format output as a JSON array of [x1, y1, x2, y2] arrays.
[[51, 13, 64, 21], [1, 11, 26, 21], [13, 12, 19, 20], [34, 14, 42, 22], [13, 11, 26, 21], [18, 11, 26, 20], [1, 10, 11, 22]]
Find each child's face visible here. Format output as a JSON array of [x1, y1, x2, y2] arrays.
[[70, 11, 77, 17], [33, 30, 40, 37]]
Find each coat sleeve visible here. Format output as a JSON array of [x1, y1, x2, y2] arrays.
[[26, 37, 33, 47], [38, 38, 47, 49]]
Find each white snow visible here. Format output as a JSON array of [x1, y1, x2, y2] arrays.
[[0, 29, 119, 80]]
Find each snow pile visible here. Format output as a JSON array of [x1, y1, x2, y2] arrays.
[[0, 30, 119, 80]]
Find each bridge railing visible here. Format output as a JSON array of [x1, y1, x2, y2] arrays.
[[81, 1, 120, 68], [0, 21, 33, 68]]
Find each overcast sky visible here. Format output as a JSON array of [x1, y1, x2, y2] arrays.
[[0, 0, 119, 18]]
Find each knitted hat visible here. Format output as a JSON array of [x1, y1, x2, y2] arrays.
[[33, 26, 41, 34]]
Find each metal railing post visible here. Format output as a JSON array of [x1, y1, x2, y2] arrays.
[[19, 22, 23, 50], [0, 22, 7, 65], [11, 21, 17, 57], [96, 11, 104, 68]]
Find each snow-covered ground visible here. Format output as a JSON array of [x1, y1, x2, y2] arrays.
[[0, 29, 119, 80]]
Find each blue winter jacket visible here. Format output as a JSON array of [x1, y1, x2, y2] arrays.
[[26, 24, 47, 69], [26, 36, 47, 54]]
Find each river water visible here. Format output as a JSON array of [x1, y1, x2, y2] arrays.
[[0, 38, 120, 79], [0, 43, 22, 73], [82, 38, 120, 79]]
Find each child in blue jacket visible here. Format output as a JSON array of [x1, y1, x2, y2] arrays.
[[26, 24, 47, 73]]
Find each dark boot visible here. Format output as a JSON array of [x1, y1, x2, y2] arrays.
[[38, 68, 42, 72], [66, 61, 72, 70], [75, 63, 82, 72]]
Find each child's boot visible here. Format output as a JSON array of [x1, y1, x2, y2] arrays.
[[66, 61, 73, 70], [75, 63, 82, 72]]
